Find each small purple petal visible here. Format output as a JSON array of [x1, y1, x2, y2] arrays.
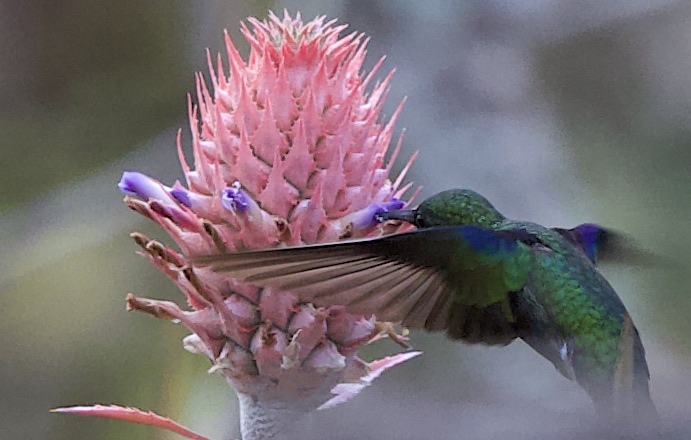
[[170, 183, 192, 208], [118, 171, 143, 196], [118, 171, 174, 204], [386, 198, 405, 211], [221, 182, 250, 214]]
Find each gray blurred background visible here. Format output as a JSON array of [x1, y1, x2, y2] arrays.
[[1, 1, 690, 439]]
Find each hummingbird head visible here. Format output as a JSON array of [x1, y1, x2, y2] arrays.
[[379, 189, 505, 228]]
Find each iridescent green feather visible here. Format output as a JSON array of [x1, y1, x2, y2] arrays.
[[504, 221, 630, 396]]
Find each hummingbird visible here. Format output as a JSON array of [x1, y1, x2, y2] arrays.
[[196, 189, 657, 420]]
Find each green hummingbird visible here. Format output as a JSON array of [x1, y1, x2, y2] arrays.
[[196, 189, 657, 420]]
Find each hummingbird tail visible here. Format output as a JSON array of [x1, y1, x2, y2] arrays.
[[604, 313, 659, 427]]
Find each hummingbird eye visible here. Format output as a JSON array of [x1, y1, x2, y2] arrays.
[[414, 213, 427, 228]]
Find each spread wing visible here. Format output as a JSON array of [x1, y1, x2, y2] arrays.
[[196, 226, 535, 344]]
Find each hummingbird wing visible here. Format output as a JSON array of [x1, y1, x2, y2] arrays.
[[196, 226, 535, 345], [552, 223, 659, 266]]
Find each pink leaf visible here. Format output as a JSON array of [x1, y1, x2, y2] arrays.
[[318, 351, 422, 410], [52, 405, 211, 440]]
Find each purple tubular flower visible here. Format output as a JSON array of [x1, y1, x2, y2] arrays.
[[170, 183, 192, 208], [340, 198, 406, 233], [118, 171, 176, 205], [221, 182, 250, 214], [384, 198, 405, 211]]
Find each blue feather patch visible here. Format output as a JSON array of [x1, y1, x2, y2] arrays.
[[458, 226, 517, 254], [572, 223, 605, 263]]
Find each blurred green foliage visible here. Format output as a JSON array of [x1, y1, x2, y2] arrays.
[[0, 1, 193, 210]]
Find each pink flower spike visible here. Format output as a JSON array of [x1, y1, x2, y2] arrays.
[[51, 405, 210, 440], [111, 11, 419, 440]]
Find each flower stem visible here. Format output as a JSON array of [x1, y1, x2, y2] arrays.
[[236, 392, 304, 440]]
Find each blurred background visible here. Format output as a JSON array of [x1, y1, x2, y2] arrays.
[[1, 0, 690, 439]]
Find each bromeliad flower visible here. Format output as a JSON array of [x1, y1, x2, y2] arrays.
[[58, 11, 420, 440]]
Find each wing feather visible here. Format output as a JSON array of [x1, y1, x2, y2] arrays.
[[424, 289, 453, 331], [340, 264, 431, 320], [310, 265, 430, 320], [401, 272, 449, 328], [195, 226, 534, 343], [255, 256, 385, 290], [303, 260, 402, 298]]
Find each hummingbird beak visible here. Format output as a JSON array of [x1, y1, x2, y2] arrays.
[[376, 209, 416, 224]]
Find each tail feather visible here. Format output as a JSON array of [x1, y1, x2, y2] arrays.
[[607, 313, 659, 426]]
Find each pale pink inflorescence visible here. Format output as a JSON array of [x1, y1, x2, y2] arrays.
[[119, 11, 419, 430]]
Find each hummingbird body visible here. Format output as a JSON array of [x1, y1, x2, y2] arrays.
[[498, 219, 649, 408], [197, 189, 656, 419]]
